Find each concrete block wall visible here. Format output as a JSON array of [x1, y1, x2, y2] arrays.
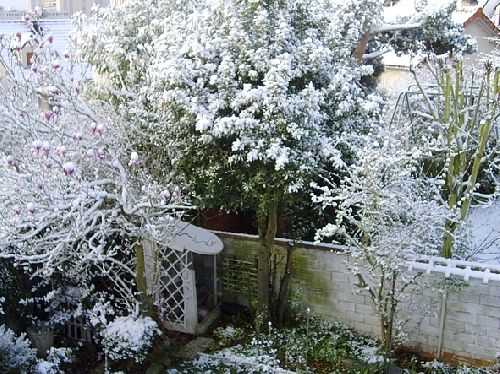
[[217, 233, 500, 365]]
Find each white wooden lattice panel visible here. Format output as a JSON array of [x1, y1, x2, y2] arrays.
[[158, 249, 192, 328], [408, 255, 500, 283]]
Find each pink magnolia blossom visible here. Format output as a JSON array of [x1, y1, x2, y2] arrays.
[[96, 148, 105, 159], [56, 145, 66, 158], [174, 186, 181, 199], [44, 111, 54, 121], [162, 190, 171, 202], [4, 155, 15, 168], [128, 151, 140, 166], [32, 139, 43, 156], [27, 203, 36, 214], [42, 141, 50, 156], [63, 161, 76, 176], [86, 149, 95, 159]]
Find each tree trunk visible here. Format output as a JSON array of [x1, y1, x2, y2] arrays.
[[257, 199, 278, 320], [135, 244, 155, 318], [276, 243, 294, 327], [353, 31, 371, 62]]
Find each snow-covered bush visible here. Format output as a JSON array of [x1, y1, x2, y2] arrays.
[[35, 347, 73, 374], [0, 325, 37, 373], [102, 315, 161, 363], [213, 325, 247, 348]]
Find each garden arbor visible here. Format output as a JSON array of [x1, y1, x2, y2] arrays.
[[142, 219, 224, 335]]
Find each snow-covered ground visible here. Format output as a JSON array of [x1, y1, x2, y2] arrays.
[[464, 199, 500, 264]]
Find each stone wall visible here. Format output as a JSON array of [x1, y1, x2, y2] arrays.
[[217, 232, 500, 366]]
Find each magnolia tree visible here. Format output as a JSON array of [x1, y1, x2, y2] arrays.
[[0, 17, 188, 362], [314, 123, 449, 358]]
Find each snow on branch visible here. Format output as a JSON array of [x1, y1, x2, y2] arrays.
[[0, 15, 191, 330]]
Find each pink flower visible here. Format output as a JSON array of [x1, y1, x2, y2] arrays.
[[174, 186, 181, 199], [96, 148, 105, 159], [56, 145, 66, 158], [162, 190, 171, 202], [73, 132, 83, 141], [32, 139, 43, 156], [43, 111, 54, 122], [63, 161, 76, 176], [128, 151, 140, 166], [42, 141, 50, 156], [27, 203, 36, 214], [4, 155, 15, 168], [47, 34, 54, 44], [45, 159, 53, 169], [15, 31, 21, 39], [52, 61, 60, 70]]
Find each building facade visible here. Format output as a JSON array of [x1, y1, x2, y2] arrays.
[[30, 0, 110, 15]]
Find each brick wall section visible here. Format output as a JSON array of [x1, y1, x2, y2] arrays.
[[217, 233, 500, 365]]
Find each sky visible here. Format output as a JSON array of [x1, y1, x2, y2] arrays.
[[0, 1, 28, 10]]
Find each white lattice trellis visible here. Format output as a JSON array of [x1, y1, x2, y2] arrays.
[[143, 238, 197, 333]]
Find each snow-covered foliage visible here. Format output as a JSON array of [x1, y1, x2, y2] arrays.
[[102, 314, 160, 363], [314, 121, 449, 354], [0, 325, 37, 373], [35, 347, 73, 374], [0, 13, 189, 355], [74, 0, 381, 209], [172, 317, 385, 372], [380, 0, 475, 57]]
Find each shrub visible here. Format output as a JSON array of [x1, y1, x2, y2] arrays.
[[0, 324, 37, 373], [102, 315, 161, 363]]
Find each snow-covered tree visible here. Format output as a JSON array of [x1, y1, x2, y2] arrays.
[[72, 0, 473, 319], [314, 122, 449, 358], [75, 0, 383, 318], [0, 15, 189, 355], [355, 0, 475, 62], [398, 58, 500, 259]]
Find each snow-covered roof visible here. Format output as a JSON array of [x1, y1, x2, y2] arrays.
[[383, 0, 494, 25], [166, 219, 224, 255], [483, 0, 500, 17], [384, 0, 457, 23], [383, 0, 500, 68], [0, 19, 74, 58]]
